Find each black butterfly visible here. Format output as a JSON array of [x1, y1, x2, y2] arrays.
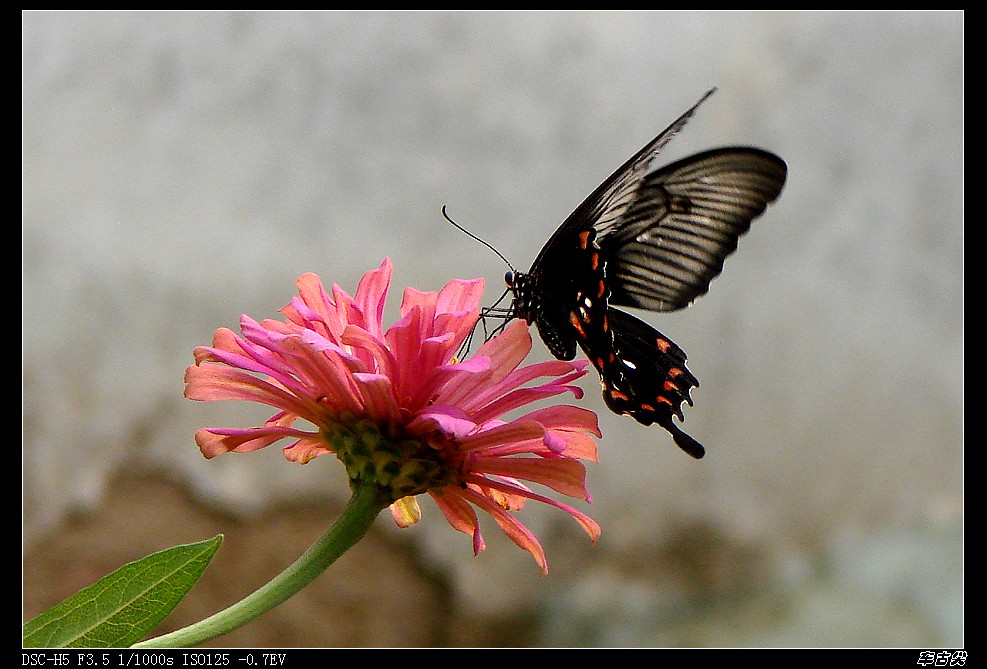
[[504, 89, 787, 459]]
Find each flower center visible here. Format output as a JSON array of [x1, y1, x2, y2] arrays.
[[325, 418, 457, 501]]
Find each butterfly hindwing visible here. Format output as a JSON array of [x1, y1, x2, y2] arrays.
[[598, 307, 704, 458]]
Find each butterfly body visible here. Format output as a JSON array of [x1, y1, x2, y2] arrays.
[[508, 226, 611, 362], [506, 90, 787, 458]]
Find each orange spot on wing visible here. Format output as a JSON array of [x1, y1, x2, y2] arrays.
[[578, 230, 592, 250], [656, 338, 671, 353], [656, 396, 674, 407], [608, 389, 630, 402], [569, 312, 587, 338]]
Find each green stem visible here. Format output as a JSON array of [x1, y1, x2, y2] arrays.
[[131, 481, 390, 648]]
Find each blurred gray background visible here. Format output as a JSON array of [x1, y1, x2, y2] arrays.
[[22, 11, 963, 647]]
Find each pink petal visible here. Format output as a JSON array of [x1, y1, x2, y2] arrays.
[[224, 321, 359, 404], [520, 405, 601, 434], [435, 277, 486, 316], [285, 273, 338, 335], [184, 364, 315, 419], [193, 327, 244, 361], [406, 354, 493, 410], [432, 321, 533, 413], [406, 405, 478, 440], [429, 488, 486, 556], [282, 436, 336, 464], [454, 485, 549, 574], [456, 420, 548, 453], [399, 287, 438, 331], [467, 475, 601, 544], [195, 425, 313, 458], [469, 456, 589, 499], [465, 359, 588, 417], [351, 372, 401, 424], [353, 258, 393, 339], [340, 325, 397, 381], [468, 367, 589, 424]]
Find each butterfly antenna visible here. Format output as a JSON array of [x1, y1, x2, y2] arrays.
[[441, 205, 515, 273], [442, 207, 522, 358]]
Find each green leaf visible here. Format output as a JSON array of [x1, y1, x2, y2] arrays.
[[23, 535, 223, 648]]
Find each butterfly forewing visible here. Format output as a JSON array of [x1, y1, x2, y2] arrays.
[[600, 148, 787, 312], [528, 88, 718, 277]]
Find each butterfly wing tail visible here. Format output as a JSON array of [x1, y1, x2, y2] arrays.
[[655, 412, 706, 459]]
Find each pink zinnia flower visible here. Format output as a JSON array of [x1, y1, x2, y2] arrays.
[[184, 258, 601, 572]]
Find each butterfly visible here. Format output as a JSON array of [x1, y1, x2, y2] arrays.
[[503, 89, 787, 459]]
